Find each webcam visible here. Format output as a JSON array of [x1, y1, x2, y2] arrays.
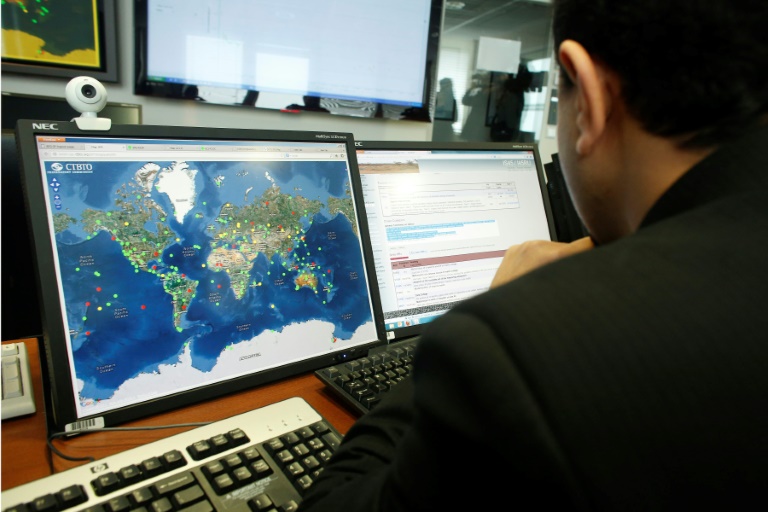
[[65, 76, 112, 130]]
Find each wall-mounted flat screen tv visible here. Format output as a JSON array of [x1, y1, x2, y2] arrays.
[[134, 0, 443, 122], [1, 0, 118, 82]]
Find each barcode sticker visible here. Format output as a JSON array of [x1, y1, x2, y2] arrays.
[[65, 416, 105, 433]]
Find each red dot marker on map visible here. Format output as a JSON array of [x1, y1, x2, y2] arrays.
[[86, 302, 91, 307], [141, 305, 146, 310], [96, 287, 102, 292]]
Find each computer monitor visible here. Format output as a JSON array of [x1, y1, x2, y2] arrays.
[[2, 92, 142, 130], [14, 120, 384, 433], [544, 153, 589, 242], [1, 129, 43, 341], [354, 140, 556, 342]]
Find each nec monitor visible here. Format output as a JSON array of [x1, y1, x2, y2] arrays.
[[2, 92, 142, 130], [14, 120, 384, 433], [354, 140, 556, 342]]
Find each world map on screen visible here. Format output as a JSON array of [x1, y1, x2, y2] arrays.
[[47, 159, 372, 412]]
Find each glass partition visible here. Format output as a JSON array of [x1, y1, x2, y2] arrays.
[[433, 0, 555, 143]]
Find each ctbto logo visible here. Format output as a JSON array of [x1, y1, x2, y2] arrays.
[[51, 163, 63, 171], [32, 123, 59, 130], [66, 163, 93, 171]]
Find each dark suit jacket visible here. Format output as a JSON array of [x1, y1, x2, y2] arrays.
[[300, 124, 768, 511]]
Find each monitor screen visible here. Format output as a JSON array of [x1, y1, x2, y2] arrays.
[[15, 120, 384, 433], [355, 141, 556, 341], [133, 0, 443, 121], [1, 0, 118, 82]]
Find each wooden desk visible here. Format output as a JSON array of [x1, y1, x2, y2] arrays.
[[1, 338, 359, 491]]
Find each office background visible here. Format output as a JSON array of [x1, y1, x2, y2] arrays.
[[1, 0, 558, 161]]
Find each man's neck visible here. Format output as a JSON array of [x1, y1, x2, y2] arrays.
[[614, 122, 717, 238]]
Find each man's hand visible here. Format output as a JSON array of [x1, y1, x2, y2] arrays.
[[490, 236, 595, 288]]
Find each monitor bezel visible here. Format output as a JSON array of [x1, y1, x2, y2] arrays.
[[15, 120, 386, 434], [354, 139, 558, 341]]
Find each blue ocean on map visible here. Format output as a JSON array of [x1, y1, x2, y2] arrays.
[[52, 160, 372, 400]]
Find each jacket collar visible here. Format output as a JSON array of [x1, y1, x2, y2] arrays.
[[640, 123, 768, 229]]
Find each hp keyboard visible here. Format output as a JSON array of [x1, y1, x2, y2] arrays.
[[1, 398, 342, 512], [314, 337, 418, 415]]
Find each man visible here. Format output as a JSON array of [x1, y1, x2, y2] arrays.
[[300, 0, 768, 509]]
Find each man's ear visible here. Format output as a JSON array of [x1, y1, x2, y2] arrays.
[[558, 40, 611, 155]]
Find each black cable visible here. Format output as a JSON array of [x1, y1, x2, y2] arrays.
[[46, 422, 211, 469]]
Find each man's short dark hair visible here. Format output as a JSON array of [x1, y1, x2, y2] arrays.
[[552, 0, 768, 147]]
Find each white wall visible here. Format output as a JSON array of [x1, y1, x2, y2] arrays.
[[0, 1, 432, 142]]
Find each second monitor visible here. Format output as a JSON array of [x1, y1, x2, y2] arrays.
[[354, 140, 556, 342]]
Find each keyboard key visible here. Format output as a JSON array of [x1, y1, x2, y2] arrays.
[[58, 485, 87, 509], [279, 500, 299, 512], [29, 494, 57, 512], [118, 465, 142, 485], [248, 494, 274, 511], [153, 472, 196, 495], [187, 440, 213, 460], [362, 395, 381, 409], [130, 487, 154, 506], [162, 450, 186, 469], [150, 497, 173, 512], [92, 472, 121, 496], [173, 485, 204, 507], [106, 496, 131, 512], [180, 501, 213, 512], [321, 432, 341, 451], [250, 459, 272, 479]]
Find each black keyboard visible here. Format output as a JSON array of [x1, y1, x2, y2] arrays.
[[314, 337, 418, 415], [1, 398, 342, 512]]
